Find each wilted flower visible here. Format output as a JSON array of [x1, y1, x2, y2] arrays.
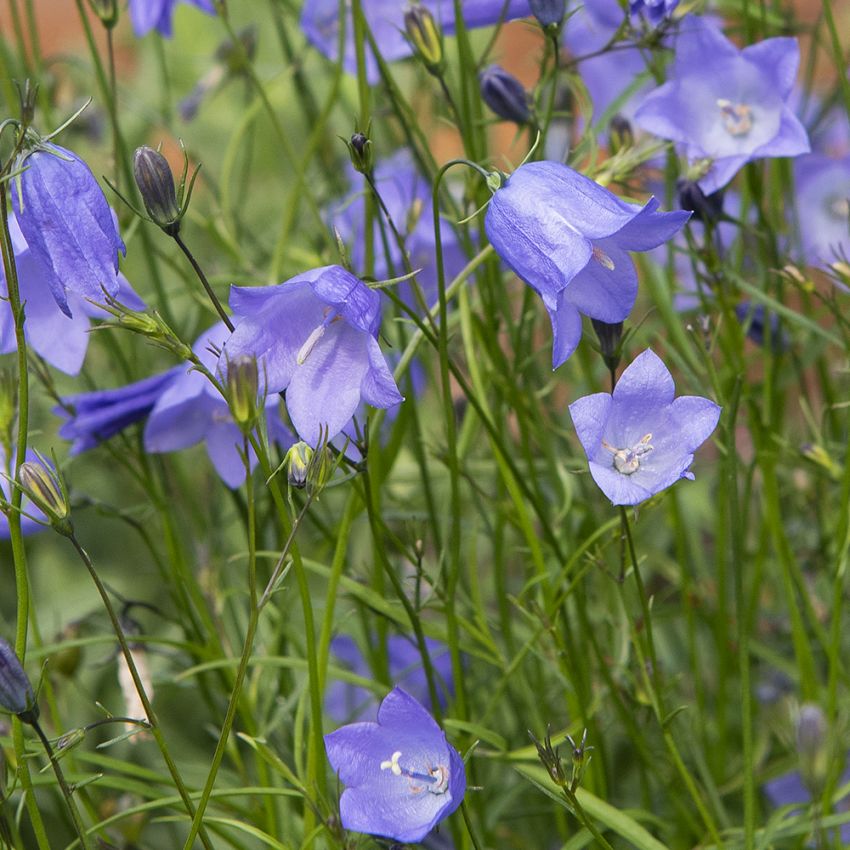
[[301, 0, 531, 84], [634, 16, 810, 193], [568, 349, 720, 505], [128, 0, 215, 37], [11, 143, 126, 319], [794, 154, 850, 267], [220, 266, 403, 447], [0, 638, 38, 723], [326, 635, 454, 723], [324, 687, 466, 843], [485, 161, 689, 366], [479, 64, 531, 125]]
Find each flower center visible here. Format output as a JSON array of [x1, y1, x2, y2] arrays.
[[716, 99, 753, 137], [602, 433, 654, 474], [296, 309, 341, 365], [827, 195, 850, 220], [380, 750, 449, 795]]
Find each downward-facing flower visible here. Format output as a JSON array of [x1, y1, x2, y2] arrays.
[[128, 0, 216, 37], [11, 143, 126, 318], [326, 636, 454, 722], [0, 637, 38, 723], [485, 161, 689, 366], [220, 265, 403, 447], [794, 154, 850, 267], [0, 214, 144, 375], [568, 349, 720, 505], [301, 0, 531, 84], [325, 687, 466, 843], [634, 16, 810, 193]]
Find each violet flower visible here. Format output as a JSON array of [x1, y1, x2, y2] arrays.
[[220, 265, 403, 447], [568, 349, 720, 505], [0, 214, 144, 376], [794, 155, 850, 267], [128, 0, 216, 37], [0, 637, 37, 721], [325, 687, 466, 843], [485, 161, 689, 366], [629, 0, 679, 26], [11, 143, 126, 318], [634, 16, 810, 193], [326, 635, 454, 722], [301, 0, 531, 84]]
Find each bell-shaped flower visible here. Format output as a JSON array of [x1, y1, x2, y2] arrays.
[[128, 0, 215, 37], [794, 154, 850, 267], [11, 143, 126, 318], [301, 0, 531, 84], [485, 161, 689, 367], [0, 214, 144, 375], [569, 349, 720, 505], [325, 687, 466, 843], [634, 16, 810, 193], [0, 637, 38, 722], [220, 265, 403, 447]]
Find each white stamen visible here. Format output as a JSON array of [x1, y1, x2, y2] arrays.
[[380, 751, 403, 776], [602, 433, 654, 475], [716, 98, 753, 137], [592, 245, 615, 271]]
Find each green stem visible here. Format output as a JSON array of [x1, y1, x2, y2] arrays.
[[173, 232, 234, 331]]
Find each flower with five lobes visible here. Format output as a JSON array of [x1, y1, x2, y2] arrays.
[[324, 687, 466, 843], [634, 16, 810, 193], [485, 161, 690, 367], [220, 265, 404, 448], [569, 349, 721, 505]]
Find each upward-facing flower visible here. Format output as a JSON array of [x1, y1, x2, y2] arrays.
[[128, 0, 216, 37], [569, 350, 720, 505], [485, 161, 689, 366], [634, 16, 810, 193], [325, 687, 466, 843], [220, 266, 403, 447], [11, 143, 126, 318]]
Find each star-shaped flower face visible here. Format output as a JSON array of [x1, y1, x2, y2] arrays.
[[324, 687, 466, 843], [221, 265, 403, 447], [568, 349, 720, 505], [485, 161, 689, 367], [634, 16, 810, 193]]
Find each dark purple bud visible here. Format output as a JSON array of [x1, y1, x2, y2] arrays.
[[133, 146, 181, 236], [678, 179, 725, 224], [479, 65, 531, 125], [347, 131, 374, 175], [591, 319, 624, 371], [529, 0, 567, 28], [0, 638, 38, 724], [608, 115, 634, 154]]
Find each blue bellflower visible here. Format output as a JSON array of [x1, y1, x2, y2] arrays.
[[0, 214, 144, 375], [569, 349, 720, 505], [485, 161, 689, 367], [11, 143, 126, 318], [634, 16, 810, 193], [794, 154, 850, 267], [220, 265, 403, 447], [629, 0, 678, 26], [325, 687, 466, 843], [301, 0, 531, 84], [326, 635, 454, 723], [128, 0, 216, 37]]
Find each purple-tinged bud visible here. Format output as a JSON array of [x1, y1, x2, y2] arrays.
[[286, 441, 312, 489], [347, 131, 374, 176], [479, 65, 531, 125], [796, 703, 828, 795], [529, 0, 567, 29], [404, 5, 445, 75], [133, 146, 181, 236], [591, 319, 624, 372], [226, 354, 260, 433], [608, 115, 634, 155], [18, 460, 72, 535], [0, 638, 38, 724], [678, 179, 724, 224]]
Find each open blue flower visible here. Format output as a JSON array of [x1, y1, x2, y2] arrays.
[[634, 16, 810, 192], [11, 143, 126, 318], [569, 349, 720, 505], [128, 0, 216, 37], [485, 161, 689, 367], [301, 0, 530, 83], [794, 154, 850, 267], [325, 687, 466, 843], [220, 265, 403, 447]]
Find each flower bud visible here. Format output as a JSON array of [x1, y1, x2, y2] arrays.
[[347, 131, 374, 176], [133, 146, 181, 236], [226, 354, 260, 433], [16, 80, 38, 127], [796, 703, 828, 795], [404, 5, 445, 75], [87, 0, 118, 27], [678, 179, 724, 224], [591, 319, 624, 372], [18, 460, 72, 535], [608, 115, 634, 154], [286, 441, 312, 489], [479, 65, 531, 125], [0, 638, 38, 724], [0, 370, 16, 456], [529, 0, 567, 29]]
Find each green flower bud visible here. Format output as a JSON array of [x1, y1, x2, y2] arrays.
[[87, 0, 118, 27], [133, 146, 181, 236], [404, 5, 445, 75], [286, 441, 313, 489], [226, 354, 260, 433], [18, 460, 72, 535], [347, 132, 374, 176], [797, 703, 828, 796], [608, 115, 634, 155]]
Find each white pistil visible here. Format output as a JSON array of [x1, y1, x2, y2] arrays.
[[716, 98, 753, 137], [379, 751, 450, 795], [602, 433, 654, 475], [380, 751, 403, 776], [592, 245, 615, 271], [296, 324, 327, 365]]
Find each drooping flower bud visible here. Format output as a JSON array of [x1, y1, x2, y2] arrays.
[[479, 65, 531, 125], [678, 179, 724, 224], [404, 5, 445, 75], [133, 146, 181, 236], [591, 319, 624, 373], [18, 459, 72, 535], [226, 354, 260, 433], [0, 638, 38, 724], [529, 0, 567, 29]]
